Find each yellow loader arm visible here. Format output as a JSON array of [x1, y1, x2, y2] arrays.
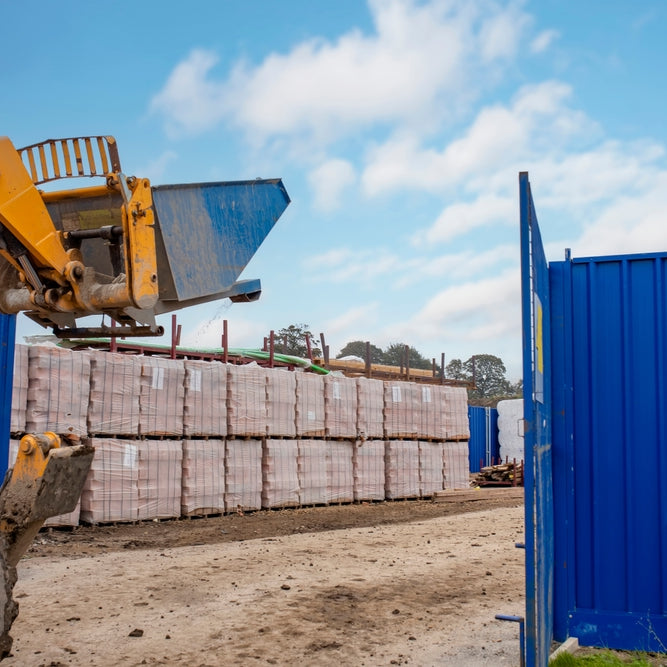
[[0, 136, 160, 336], [0, 134, 290, 658], [0, 434, 94, 657]]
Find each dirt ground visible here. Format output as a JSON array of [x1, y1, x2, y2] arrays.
[[6, 489, 526, 666]]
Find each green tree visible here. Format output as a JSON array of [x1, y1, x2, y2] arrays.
[[382, 343, 434, 371], [464, 354, 510, 399], [337, 340, 384, 363], [445, 358, 468, 380], [274, 324, 321, 358]]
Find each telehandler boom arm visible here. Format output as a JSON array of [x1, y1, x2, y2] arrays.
[[0, 135, 290, 657]]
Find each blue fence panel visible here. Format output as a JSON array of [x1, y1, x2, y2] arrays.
[[520, 172, 554, 667], [468, 406, 499, 472], [551, 253, 667, 650], [0, 314, 16, 479]]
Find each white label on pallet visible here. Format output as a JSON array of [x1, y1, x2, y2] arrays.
[[308, 410, 316, 421], [123, 444, 137, 469], [189, 369, 202, 392], [333, 382, 341, 400], [422, 387, 432, 403], [151, 366, 165, 390], [392, 386, 402, 403]]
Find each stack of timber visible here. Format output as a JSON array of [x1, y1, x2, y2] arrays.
[[475, 460, 524, 487], [317, 357, 469, 386]]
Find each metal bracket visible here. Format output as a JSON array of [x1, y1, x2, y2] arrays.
[[495, 614, 525, 667]]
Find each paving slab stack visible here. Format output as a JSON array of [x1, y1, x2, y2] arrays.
[[353, 440, 385, 501], [26, 346, 90, 438], [419, 440, 446, 496], [262, 438, 299, 508], [10, 344, 28, 436], [266, 369, 296, 437], [295, 372, 326, 437], [88, 352, 142, 436], [225, 439, 263, 511], [327, 439, 354, 503], [383, 381, 420, 439], [139, 357, 185, 437], [356, 377, 384, 440], [80, 438, 139, 524], [137, 440, 183, 520], [324, 375, 357, 438], [443, 440, 471, 490], [183, 360, 227, 438], [181, 439, 226, 516], [297, 439, 328, 505], [6, 345, 472, 526], [227, 363, 267, 437], [385, 440, 421, 499]]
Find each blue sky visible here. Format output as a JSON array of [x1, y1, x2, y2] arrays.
[[2, 0, 666, 378]]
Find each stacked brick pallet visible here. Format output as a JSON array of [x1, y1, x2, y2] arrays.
[[8, 345, 470, 526]]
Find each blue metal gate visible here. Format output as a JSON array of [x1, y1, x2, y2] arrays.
[[522, 172, 667, 655], [520, 172, 554, 666], [468, 406, 499, 473], [0, 314, 16, 478], [551, 252, 667, 650]]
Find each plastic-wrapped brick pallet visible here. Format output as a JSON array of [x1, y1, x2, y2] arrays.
[[385, 440, 420, 499], [443, 441, 470, 490], [10, 344, 28, 435], [139, 357, 185, 436], [262, 439, 299, 508], [353, 440, 385, 501], [383, 381, 419, 439], [356, 377, 384, 440], [26, 346, 90, 437], [88, 352, 141, 435], [443, 386, 470, 440], [80, 438, 139, 524], [183, 360, 227, 437], [266, 369, 296, 437], [9, 439, 80, 527], [419, 440, 446, 496], [295, 372, 325, 437], [227, 364, 267, 437], [297, 439, 328, 505], [137, 440, 183, 520], [181, 439, 226, 515], [497, 398, 524, 462], [225, 439, 262, 512], [324, 375, 357, 438], [327, 440, 354, 503]]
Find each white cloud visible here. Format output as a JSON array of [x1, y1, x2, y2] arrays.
[[530, 29, 559, 54], [150, 0, 531, 143], [413, 194, 515, 244], [388, 267, 521, 343], [362, 81, 591, 197], [324, 303, 380, 337], [303, 247, 401, 284], [478, 4, 530, 62], [149, 50, 228, 137], [564, 171, 667, 257], [137, 150, 178, 183], [395, 244, 517, 286], [308, 159, 356, 211]]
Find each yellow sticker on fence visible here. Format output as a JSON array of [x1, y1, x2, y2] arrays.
[[536, 297, 543, 374]]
